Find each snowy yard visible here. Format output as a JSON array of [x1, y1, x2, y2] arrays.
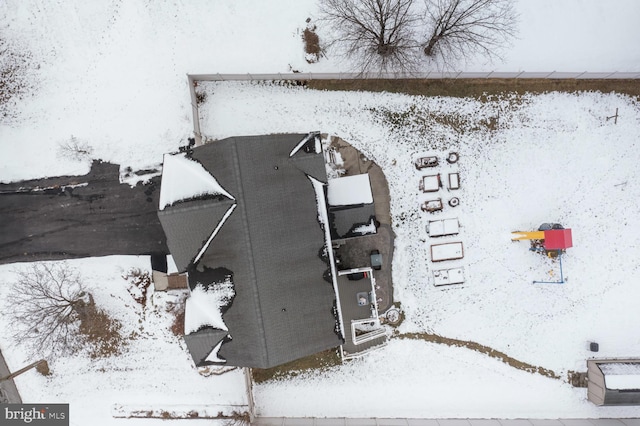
[[199, 82, 640, 417], [1, 0, 640, 423]]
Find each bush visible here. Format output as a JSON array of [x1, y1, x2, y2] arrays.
[[122, 267, 152, 305], [302, 18, 322, 63], [77, 303, 125, 359]]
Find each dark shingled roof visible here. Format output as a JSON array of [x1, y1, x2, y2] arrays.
[[159, 134, 342, 369], [159, 198, 235, 272], [183, 328, 228, 366], [329, 204, 377, 239]]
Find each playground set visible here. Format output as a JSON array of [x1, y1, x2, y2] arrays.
[[511, 223, 573, 284]]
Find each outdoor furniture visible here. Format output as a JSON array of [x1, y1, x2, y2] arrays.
[[414, 156, 438, 170], [430, 241, 464, 262], [448, 172, 460, 190], [421, 199, 443, 212], [357, 292, 369, 306], [433, 267, 465, 286], [370, 250, 382, 270], [427, 218, 459, 237], [419, 174, 441, 192]]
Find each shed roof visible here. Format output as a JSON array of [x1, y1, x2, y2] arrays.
[[159, 134, 342, 369]]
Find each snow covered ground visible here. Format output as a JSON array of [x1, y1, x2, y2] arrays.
[[0, 257, 249, 424], [1, 0, 640, 422], [199, 82, 640, 417]]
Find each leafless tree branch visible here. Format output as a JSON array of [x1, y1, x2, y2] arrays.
[[319, 0, 422, 74], [421, 0, 518, 67], [4, 262, 91, 357]]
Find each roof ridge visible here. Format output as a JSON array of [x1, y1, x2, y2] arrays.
[[229, 141, 271, 367]]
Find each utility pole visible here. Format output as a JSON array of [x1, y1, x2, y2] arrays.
[[606, 107, 619, 124]]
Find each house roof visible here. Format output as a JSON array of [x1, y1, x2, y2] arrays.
[[158, 198, 236, 272], [183, 328, 228, 366], [159, 134, 342, 369], [327, 174, 373, 206], [329, 204, 377, 240]]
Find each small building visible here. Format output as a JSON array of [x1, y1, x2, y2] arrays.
[[588, 359, 640, 405]]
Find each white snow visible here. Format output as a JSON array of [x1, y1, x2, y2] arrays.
[[0, 257, 249, 425], [184, 280, 235, 334], [2, 0, 640, 421], [431, 242, 465, 262], [327, 174, 374, 206], [309, 175, 345, 338], [289, 132, 320, 157], [204, 340, 226, 364], [600, 363, 640, 390], [353, 218, 377, 236], [420, 174, 442, 192], [167, 255, 178, 274], [192, 204, 237, 265], [159, 153, 234, 210], [433, 266, 465, 286], [428, 218, 460, 237]]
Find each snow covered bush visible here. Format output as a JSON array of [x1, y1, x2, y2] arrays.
[[302, 18, 322, 63]]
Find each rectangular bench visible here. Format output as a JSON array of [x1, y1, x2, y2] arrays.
[[430, 241, 464, 262], [427, 218, 459, 237], [433, 267, 465, 286]]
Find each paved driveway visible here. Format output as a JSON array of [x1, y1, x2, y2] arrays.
[[0, 160, 168, 265]]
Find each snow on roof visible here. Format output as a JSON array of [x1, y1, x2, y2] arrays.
[[289, 132, 321, 157], [159, 153, 234, 210], [353, 218, 377, 236], [166, 254, 178, 274], [600, 362, 640, 390], [204, 340, 225, 364], [184, 279, 235, 334], [193, 203, 237, 265], [327, 174, 373, 206], [308, 176, 345, 338]]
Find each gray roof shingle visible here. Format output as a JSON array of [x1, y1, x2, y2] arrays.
[[161, 134, 342, 369]]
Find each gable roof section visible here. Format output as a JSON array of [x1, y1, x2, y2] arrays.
[[159, 152, 234, 210], [158, 198, 236, 272], [289, 152, 328, 183], [187, 134, 341, 368], [183, 328, 228, 366]]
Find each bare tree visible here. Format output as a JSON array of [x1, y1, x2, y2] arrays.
[[56, 135, 94, 162], [421, 0, 517, 65], [319, 0, 421, 73], [5, 263, 91, 357]]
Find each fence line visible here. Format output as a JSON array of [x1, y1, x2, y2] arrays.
[[189, 71, 640, 82], [253, 418, 640, 426]]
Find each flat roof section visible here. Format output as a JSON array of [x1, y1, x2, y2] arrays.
[[327, 174, 373, 206]]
